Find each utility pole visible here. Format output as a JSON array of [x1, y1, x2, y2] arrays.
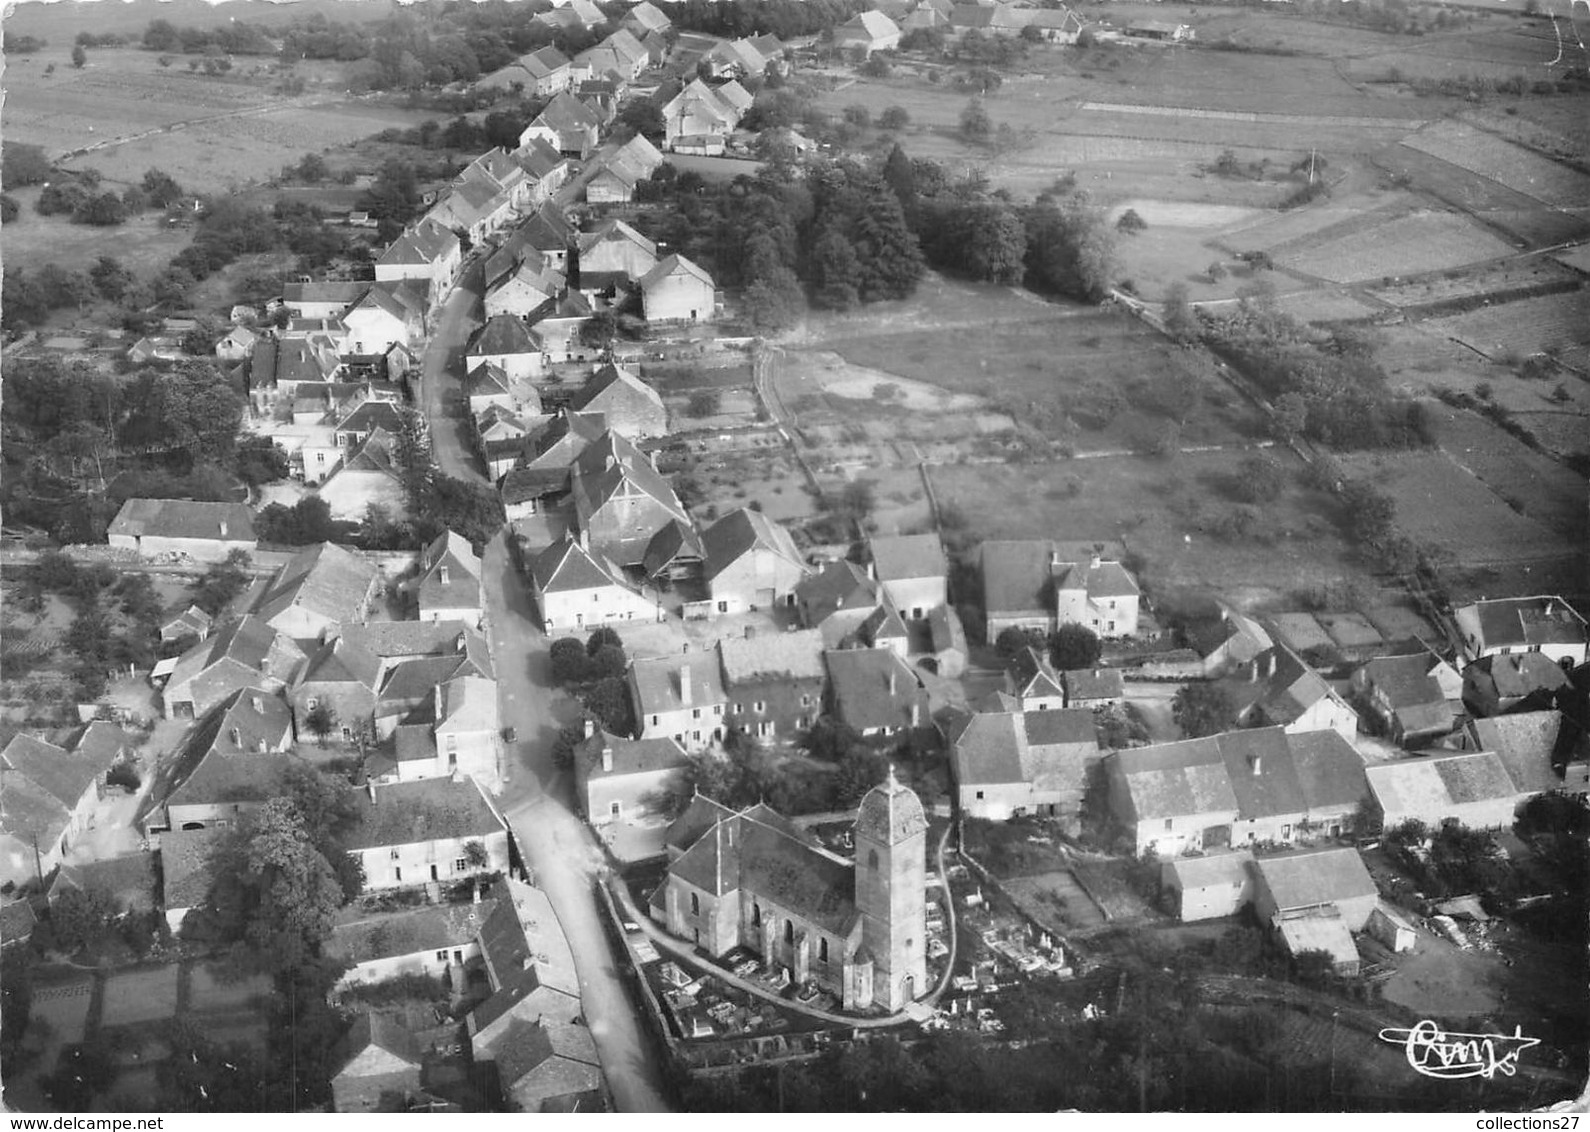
[[1309, 147, 1317, 185]]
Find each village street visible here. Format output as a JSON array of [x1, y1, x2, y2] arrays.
[[419, 259, 487, 484], [481, 531, 674, 1113]]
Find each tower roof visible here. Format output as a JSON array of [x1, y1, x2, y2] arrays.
[[855, 766, 926, 844]]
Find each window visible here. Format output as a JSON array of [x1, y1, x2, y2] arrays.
[[446, 735, 458, 752], [454, 858, 467, 872], [690, 892, 700, 915], [593, 593, 599, 602], [717, 601, 729, 613], [1282, 824, 1293, 839], [975, 791, 985, 800], [867, 849, 879, 870], [306, 697, 318, 711], [754, 701, 765, 713], [1164, 819, 1173, 831], [437, 950, 449, 961], [784, 920, 794, 945], [316, 452, 326, 463], [394, 868, 402, 882], [752, 903, 761, 926], [819, 938, 829, 962], [800, 694, 810, 707], [390, 849, 401, 860], [610, 801, 621, 817], [651, 715, 659, 726], [692, 731, 701, 742], [692, 708, 701, 719], [713, 705, 723, 716], [341, 727, 352, 740], [734, 703, 744, 715]]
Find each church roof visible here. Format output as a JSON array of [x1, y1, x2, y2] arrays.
[[855, 766, 927, 845]]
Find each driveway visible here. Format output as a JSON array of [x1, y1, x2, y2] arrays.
[[420, 261, 487, 484], [481, 531, 674, 1113]]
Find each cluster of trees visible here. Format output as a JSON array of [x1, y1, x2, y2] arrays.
[[1, 356, 248, 543], [675, 725, 889, 816], [11, 553, 167, 699], [1172, 681, 1239, 739], [142, 17, 277, 56], [993, 622, 1104, 672], [390, 406, 507, 549], [1202, 293, 1434, 451], [3, 31, 48, 53], [675, 0, 867, 40], [373, 108, 535, 157]]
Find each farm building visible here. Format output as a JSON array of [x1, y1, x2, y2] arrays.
[[343, 774, 510, 893], [0, 727, 124, 889], [701, 507, 809, 614], [519, 91, 602, 157], [1063, 667, 1124, 709], [823, 647, 932, 741], [638, 254, 716, 323], [288, 634, 384, 743], [108, 498, 257, 562], [331, 1014, 425, 1113], [585, 134, 665, 205], [1363, 751, 1526, 831], [1453, 595, 1587, 666], [1367, 902, 1417, 953], [1466, 711, 1568, 796], [1351, 651, 1463, 746], [622, 1, 672, 36], [947, 703, 1098, 822], [253, 541, 380, 640], [795, 560, 882, 646], [661, 78, 749, 151], [1463, 652, 1571, 717], [577, 219, 658, 294], [834, 10, 902, 54], [574, 722, 690, 827], [1251, 847, 1376, 974], [868, 533, 948, 620], [468, 315, 545, 381], [477, 45, 575, 95], [1161, 849, 1253, 922], [1192, 607, 1274, 677], [569, 363, 668, 439], [528, 535, 664, 634], [159, 827, 224, 932], [569, 431, 691, 566], [1126, 20, 1194, 41], [214, 324, 258, 362], [1227, 644, 1359, 742], [329, 898, 496, 990], [48, 851, 159, 918], [140, 688, 297, 836], [283, 281, 369, 321], [980, 541, 1140, 640], [158, 615, 306, 721]]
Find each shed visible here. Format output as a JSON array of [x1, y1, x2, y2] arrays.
[[1367, 902, 1416, 953], [1161, 849, 1252, 922]]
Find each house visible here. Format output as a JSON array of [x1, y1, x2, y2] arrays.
[[854, 602, 910, 658], [622, 0, 672, 36], [948, 704, 1098, 821], [576, 219, 657, 293], [289, 634, 384, 743], [1004, 646, 1065, 711], [159, 826, 224, 932], [329, 897, 497, 988], [569, 364, 668, 440], [245, 336, 342, 415], [1363, 751, 1524, 832], [1107, 726, 1369, 856], [585, 135, 666, 205], [717, 628, 827, 743], [334, 399, 407, 450], [466, 879, 597, 1112], [1468, 711, 1568, 797], [344, 774, 511, 892], [0, 727, 123, 887], [570, 431, 691, 567], [574, 721, 689, 826], [1463, 652, 1572, 717], [253, 542, 380, 640], [661, 78, 746, 151], [415, 530, 484, 627], [650, 771, 928, 1012], [215, 324, 258, 363], [510, 202, 575, 274], [980, 541, 1141, 640], [160, 615, 306, 721], [1351, 651, 1463, 745], [343, 281, 427, 354], [1193, 606, 1274, 677], [514, 142, 575, 209], [160, 604, 213, 644], [867, 533, 947, 620], [434, 676, 502, 790], [701, 37, 765, 79], [1454, 595, 1588, 666], [638, 254, 716, 323], [48, 851, 160, 917], [140, 688, 297, 837], [127, 335, 184, 364], [336, 620, 489, 664], [538, 0, 605, 30], [519, 92, 603, 157], [701, 508, 809, 615], [467, 316, 544, 382], [1251, 847, 1376, 974], [107, 498, 257, 562], [823, 647, 931, 741], [485, 248, 566, 321], [478, 46, 574, 96], [528, 535, 664, 634], [834, 10, 902, 55], [476, 403, 534, 475], [1162, 849, 1254, 922], [528, 290, 595, 364], [282, 281, 369, 321], [376, 219, 463, 308], [460, 148, 532, 210], [428, 178, 516, 250], [320, 428, 409, 524], [631, 650, 731, 752], [1228, 645, 1359, 741], [331, 1014, 425, 1113], [795, 560, 881, 646], [574, 30, 651, 84], [1064, 668, 1125, 710]]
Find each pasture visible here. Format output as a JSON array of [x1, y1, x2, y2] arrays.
[[1429, 406, 1589, 544], [1420, 289, 1590, 366], [1273, 207, 1519, 283], [1, 195, 194, 278], [100, 965, 181, 1027], [927, 450, 1385, 607], [1400, 119, 1590, 207]]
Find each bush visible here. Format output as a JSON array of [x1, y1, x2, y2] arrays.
[[1115, 208, 1147, 234], [105, 762, 140, 792], [686, 389, 721, 417]]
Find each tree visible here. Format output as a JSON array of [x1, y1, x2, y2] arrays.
[[880, 105, 910, 131], [579, 310, 618, 350], [1172, 682, 1238, 738], [835, 745, 888, 807], [1050, 623, 1102, 671], [618, 99, 665, 141], [71, 44, 87, 68], [237, 798, 344, 969], [550, 637, 591, 685], [995, 626, 1047, 660], [1116, 208, 1147, 234], [141, 168, 184, 209], [686, 389, 722, 417], [1024, 195, 1117, 303], [48, 886, 120, 954], [296, 153, 329, 183], [1163, 282, 1198, 344], [959, 97, 992, 143], [583, 676, 635, 736], [190, 550, 252, 616], [304, 702, 338, 746], [3, 142, 55, 186], [586, 627, 624, 655], [235, 435, 291, 487], [1233, 453, 1285, 504], [809, 226, 863, 311], [955, 201, 1027, 284]]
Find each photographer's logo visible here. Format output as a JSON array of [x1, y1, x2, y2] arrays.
[[1379, 1020, 1540, 1080]]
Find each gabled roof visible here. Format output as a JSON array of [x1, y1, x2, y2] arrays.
[[1466, 652, 1571, 699], [533, 91, 603, 135], [570, 363, 665, 417], [149, 688, 296, 815], [1252, 846, 1376, 913], [796, 560, 878, 625], [1165, 848, 1252, 891], [981, 540, 1055, 618], [345, 774, 504, 850], [643, 519, 703, 578], [524, 409, 610, 468], [701, 508, 804, 582], [379, 218, 460, 268], [337, 620, 480, 660], [335, 1013, 423, 1077], [868, 533, 947, 584], [838, 9, 902, 41], [437, 675, 498, 734], [632, 651, 728, 715], [330, 899, 497, 966], [530, 536, 630, 595], [51, 852, 159, 911], [624, 2, 672, 33], [1112, 736, 1238, 823], [470, 314, 542, 358], [638, 253, 714, 293], [417, 529, 483, 612], [109, 498, 256, 544], [571, 432, 689, 531], [255, 543, 378, 629], [577, 217, 656, 259], [297, 634, 383, 690], [823, 647, 925, 733], [951, 706, 1096, 790], [1364, 750, 1521, 815], [1009, 646, 1064, 702], [335, 400, 406, 438], [1243, 645, 1351, 727], [1063, 667, 1124, 701], [858, 601, 909, 644], [1357, 652, 1451, 709], [160, 826, 226, 912], [1470, 711, 1565, 795], [718, 629, 826, 685], [1053, 557, 1140, 600], [577, 727, 689, 781], [1461, 596, 1587, 652]]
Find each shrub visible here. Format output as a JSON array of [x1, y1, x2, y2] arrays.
[[105, 762, 140, 792]]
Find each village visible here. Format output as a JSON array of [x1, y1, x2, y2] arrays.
[[2, 0, 1589, 1114]]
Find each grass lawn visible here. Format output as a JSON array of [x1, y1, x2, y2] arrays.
[[1, 198, 192, 279], [100, 965, 180, 1027]]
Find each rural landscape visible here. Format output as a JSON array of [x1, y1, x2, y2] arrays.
[[1, 0, 1587, 1115]]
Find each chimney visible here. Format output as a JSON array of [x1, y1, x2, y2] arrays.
[[679, 663, 692, 705], [219, 519, 229, 538], [1050, 548, 1061, 568], [439, 565, 451, 586], [605, 454, 616, 471], [887, 669, 897, 696], [578, 526, 590, 551], [250, 694, 262, 713], [1250, 755, 1262, 775], [601, 743, 614, 773], [1090, 552, 1102, 570], [229, 727, 241, 747], [583, 716, 596, 739], [472, 881, 482, 904], [1267, 651, 1278, 679]]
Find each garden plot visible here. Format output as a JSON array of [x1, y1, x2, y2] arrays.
[[29, 977, 95, 1046], [1273, 289, 1383, 324], [1400, 120, 1590, 209], [1430, 406, 1589, 544], [1275, 209, 1517, 283], [100, 965, 180, 1027], [1420, 290, 1590, 361], [1367, 256, 1582, 311], [188, 962, 271, 1013]]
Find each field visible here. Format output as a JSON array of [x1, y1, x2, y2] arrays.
[[100, 965, 182, 1027], [1365, 254, 1581, 310], [5, 47, 432, 193], [1420, 289, 1590, 365], [1370, 144, 1590, 248], [2, 0, 400, 40], [1430, 406, 1590, 541], [1400, 119, 1590, 207], [928, 451, 1385, 608], [1, 194, 194, 278], [1272, 207, 1519, 283]]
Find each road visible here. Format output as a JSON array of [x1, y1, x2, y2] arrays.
[[419, 260, 487, 484], [480, 531, 674, 1113]]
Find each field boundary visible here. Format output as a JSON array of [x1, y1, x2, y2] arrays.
[[1081, 101, 1423, 131]]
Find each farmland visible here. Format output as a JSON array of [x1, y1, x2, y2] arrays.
[[1400, 119, 1590, 207], [1, 195, 195, 278], [1271, 207, 1519, 283], [1419, 290, 1590, 366]]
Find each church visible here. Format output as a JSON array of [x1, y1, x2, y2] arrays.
[[651, 770, 929, 1013]]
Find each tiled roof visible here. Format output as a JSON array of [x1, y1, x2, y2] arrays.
[[570, 363, 664, 416], [1465, 596, 1587, 651], [0, 772, 70, 848], [160, 827, 226, 911], [337, 620, 477, 659], [1113, 736, 1238, 822], [673, 810, 860, 934], [638, 253, 714, 292], [329, 899, 497, 965], [2, 731, 115, 811], [534, 91, 602, 134], [1053, 558, 1140, 600], [1357, 653, 1449, 710], [531, 537, 627, 595], [438, 675, 498, 733], [665, 793, 735, 854], [1063, 668, 1124, 701], [868, 533, 947, 583], [298, 635, 383, 690], [795, 560, 878, 626], [631, 652, 728, 715], [1253, 846, 1376, 912], [417, 530, 483, 613], [1471, 711, 1564, 795], [701, 508, 804, 582], [823, 648, 924, 733], [980, 540, 1054, 618], [642, 520, 703, 578], [345, 775, 504, 851], [718, 629, 826, 685], [1166, 848, 1252, 890], [159, 689, 295, 810], [1365, 750, 1520, 816], [577, 727, 688, 781], [1466, 652, 1571, 699], [336, 1013, 423, 1075], [1285, 728, 1370, 811], [254, 543, 377, 629], [108, 498, 256, 543], [952, 707, 1095, 789], [576, 218, 656, 258], [470, 314, 542, 357], [52, 852, 159, 910]]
